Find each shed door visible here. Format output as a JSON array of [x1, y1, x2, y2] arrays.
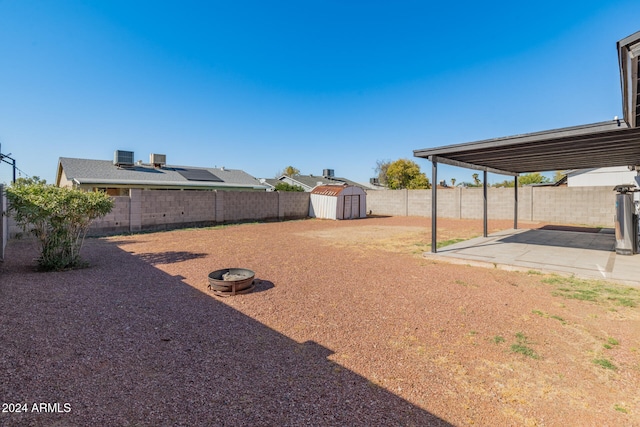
[[352, 195, 360, 218], [343, 195, 352, 219]]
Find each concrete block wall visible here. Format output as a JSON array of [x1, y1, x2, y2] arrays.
[[407, 190, 430, 216], [278, 191, 311, 219], [369, 189, 408, 216], [531, 186, 615, 226], [139, 189, 216, 231], [223, 191, 279, 222], [89, 196, 131, 235], [366, 186, 616, 226]]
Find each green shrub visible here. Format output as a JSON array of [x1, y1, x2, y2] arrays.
[[6, 178, 113, 270], [274, 182, 304, 192]]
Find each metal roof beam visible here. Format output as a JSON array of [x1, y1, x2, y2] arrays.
[[427, 156, 518, 176], [414, 121, 628, 159]]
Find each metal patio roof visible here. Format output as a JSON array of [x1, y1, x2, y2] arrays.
[[413, 119, 640, 176]]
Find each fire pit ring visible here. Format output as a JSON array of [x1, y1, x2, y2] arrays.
[[207, 268, 256, 296]]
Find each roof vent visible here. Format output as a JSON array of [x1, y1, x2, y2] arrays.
[[114, 150, 134, 166], [150, 153, 166, 167], [323, 169, 334, 178]]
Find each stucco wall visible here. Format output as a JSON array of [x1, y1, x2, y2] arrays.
[[367, 186, 615, 226]]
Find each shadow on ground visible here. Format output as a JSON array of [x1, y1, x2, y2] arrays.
[[498, 228, 615, 251], [133, 250, 208, 265], [0, 239, 451, 426]]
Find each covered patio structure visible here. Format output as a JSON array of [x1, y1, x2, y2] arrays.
[[414, 30, 640, 257]]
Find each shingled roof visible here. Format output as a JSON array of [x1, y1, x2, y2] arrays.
[[278, 174, 368, 191], [56, 157, 267, 190]]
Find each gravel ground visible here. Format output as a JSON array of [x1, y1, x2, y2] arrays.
[[1, 216, 639, 426]]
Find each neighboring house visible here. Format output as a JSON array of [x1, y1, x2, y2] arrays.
[[269, 169, 370, 192], [566, 166, 639, 187], [258, 178, 281, 191], [56, 151, 268, 194]]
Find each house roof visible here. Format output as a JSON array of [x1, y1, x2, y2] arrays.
[[57, 157, 267, 190], [259, 178, 280, 189], [281, 174, 367, 190]]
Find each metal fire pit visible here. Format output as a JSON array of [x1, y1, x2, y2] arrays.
[[207, 268, 255, 296]]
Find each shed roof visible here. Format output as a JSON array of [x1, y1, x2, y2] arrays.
[[311, 185, 349, 196], [281, 175, 367, 190]]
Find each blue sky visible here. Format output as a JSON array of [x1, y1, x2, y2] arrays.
[[1, 1, 640, 186]]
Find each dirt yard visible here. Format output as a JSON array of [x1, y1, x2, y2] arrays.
[[1, 216, 639, 426]]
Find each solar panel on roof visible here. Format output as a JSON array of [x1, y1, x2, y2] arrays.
[[176, 169, 223, 182]]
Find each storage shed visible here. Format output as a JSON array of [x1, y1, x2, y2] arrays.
[[309, 184, 367, 220]]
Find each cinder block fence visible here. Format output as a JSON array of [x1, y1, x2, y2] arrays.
[[7, 189, 311, 237], [365, 186, 616, 226], [4, 186, 617, 242]]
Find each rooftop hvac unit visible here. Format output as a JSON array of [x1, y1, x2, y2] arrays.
[[370, 177, 379, 185], [114, 150, 134, 166], [323, 169, 334, 177], [150, 153, 166, 167]]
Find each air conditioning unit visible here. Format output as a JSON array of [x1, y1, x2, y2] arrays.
[[150, 153, 166, 167], [370, 177, 379, 185], [323, 169, 335, 178], [114, 150, 134, 166]]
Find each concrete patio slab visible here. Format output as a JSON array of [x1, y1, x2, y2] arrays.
[[424, 228, 640, 286]]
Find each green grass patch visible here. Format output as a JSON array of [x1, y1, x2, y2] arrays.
[[593, 358, 617, 370], [436, 238, 467, 249], [510, 332, 539, 359], [493, 335, 505, 344], [607, 337, 620, 346], [550, 315, 566, 324], [511, 344, 539, 359], [604, 337, 620, 348], [614, 404, 628, 414], [542, 275, 640, 308]]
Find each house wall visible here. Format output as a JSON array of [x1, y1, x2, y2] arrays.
[[57, 170, 74, 188], [568, 166, 637, 187], [367, 186, 615, 226]]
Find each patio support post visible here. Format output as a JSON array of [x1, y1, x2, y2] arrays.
[[431, 157, 438, 253], [483, 170, 488, 237], [514, 175, 518, 229]]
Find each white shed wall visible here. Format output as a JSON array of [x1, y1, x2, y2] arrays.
[[309, 193, 338, 219], [309, 185, 367, 220]]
